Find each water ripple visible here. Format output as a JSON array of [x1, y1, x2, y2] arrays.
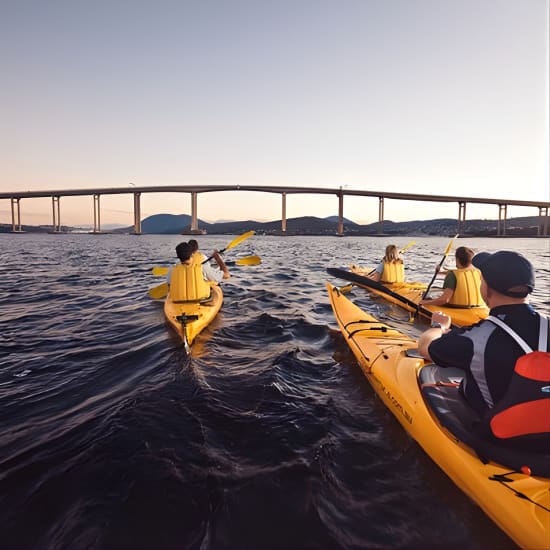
[[0, 234, 542, 549]]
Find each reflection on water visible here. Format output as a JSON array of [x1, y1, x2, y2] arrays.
[[1, 233, 545, 549]]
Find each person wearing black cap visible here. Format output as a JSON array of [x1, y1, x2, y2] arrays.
[[418, 251, 546, 424]]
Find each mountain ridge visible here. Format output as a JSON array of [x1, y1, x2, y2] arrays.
[[1, 213, 547, 236], [124, 213, 548, 237]]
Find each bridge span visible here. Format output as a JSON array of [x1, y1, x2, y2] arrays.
[[1, 184, 549, 236]]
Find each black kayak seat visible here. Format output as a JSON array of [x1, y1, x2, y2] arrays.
[[420, 365, 550, 478]]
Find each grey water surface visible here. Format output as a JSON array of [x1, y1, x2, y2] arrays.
[[1, 234, 548, 549]]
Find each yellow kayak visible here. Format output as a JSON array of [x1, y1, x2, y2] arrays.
[[332, 265, 489, 327], [326, 282, 550, 549], [163, 284, 223, 350], [350, 264, 428, 290]]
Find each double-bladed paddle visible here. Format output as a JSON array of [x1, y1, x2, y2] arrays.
[[147, 231, 257, 299], [202, 230, 256, 264], [151, 254, 261, 276], [327, 267, 434, 320], [421, 234, 459, 300], [148, 282, 169, 299]]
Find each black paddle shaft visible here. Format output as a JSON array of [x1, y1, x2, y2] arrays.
[[326, 267, 433, 320]]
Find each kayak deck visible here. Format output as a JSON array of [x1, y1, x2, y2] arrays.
[[347, 265, 489, 326], [326, 282, 550, 549], [163, 284, 223, 347]]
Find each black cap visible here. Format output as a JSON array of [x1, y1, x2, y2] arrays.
[[472, 251, 535, 297]]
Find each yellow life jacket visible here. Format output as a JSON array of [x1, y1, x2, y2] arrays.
[[448, 268, 484, 307], [170, 263, 211, 302], [380, 260, 405, 283], [191, 251, 205, 265]]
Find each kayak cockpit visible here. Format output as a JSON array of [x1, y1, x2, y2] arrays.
[[420, 365, 550, 477]]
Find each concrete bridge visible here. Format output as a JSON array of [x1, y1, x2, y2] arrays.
[[1, 184, 549, 236]]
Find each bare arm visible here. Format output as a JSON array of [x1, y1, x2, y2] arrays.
[[212, 250, 230, 279], [368, 262, 383, 281], [368, 270, 381, 281], [419, 287, 453, 306], [417, 312, 452, 359]]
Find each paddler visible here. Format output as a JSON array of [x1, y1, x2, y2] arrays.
[[418, 251, 549, 452], [167, 242, 230, 302], [188, 239, 207, 265], [368, 244, 405, 283], [419, 246, 484, 308]]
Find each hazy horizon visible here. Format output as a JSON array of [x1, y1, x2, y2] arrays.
[[3, 210, 543, 232]]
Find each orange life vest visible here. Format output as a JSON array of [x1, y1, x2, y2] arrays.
[[486, 315, 550, 452]]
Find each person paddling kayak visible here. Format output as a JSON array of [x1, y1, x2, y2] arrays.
[[419, 246, 484, 308], [167, 242, 230, 302], [368, 244, 405, 283], [418, 250, 549, 452]]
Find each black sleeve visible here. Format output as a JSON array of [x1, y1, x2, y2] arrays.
[[428, 331, 474, 371]]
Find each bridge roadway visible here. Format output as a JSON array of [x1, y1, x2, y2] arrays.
[[1, 184, 549, 236]]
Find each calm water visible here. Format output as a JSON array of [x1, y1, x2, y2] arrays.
[[1, 234, 548, 550]]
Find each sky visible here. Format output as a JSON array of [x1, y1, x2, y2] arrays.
[[1, 0, 548, 227]]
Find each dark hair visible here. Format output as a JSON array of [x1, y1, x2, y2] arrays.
[[455, 246, 474, 267], [188, 239, 199, 253], [176, 242, 192, 262]]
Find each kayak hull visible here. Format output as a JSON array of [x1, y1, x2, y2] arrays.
[[163, 285, 223, 346], [326, 283, 550, 549]]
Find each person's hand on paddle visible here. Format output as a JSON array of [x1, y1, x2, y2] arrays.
[[418, 311, 452, 358], [429, 311, 452, 331], [212, 250, 231, 279]]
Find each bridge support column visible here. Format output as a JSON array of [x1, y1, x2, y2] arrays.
[[378, 197, 385, 235], [190, 192, 198, 232], [93, 194, 101, 233], [11, 198, 22, 232], [133, 192, 142, 234], [497, 204, 507, 236], [52, 196, 61, 232], [457, 201, 466, 235], [281, 193, 287, 233], [538, 206, 549, 236], [337, 190, 344, 236]]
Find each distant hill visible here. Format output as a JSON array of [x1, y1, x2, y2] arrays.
[[3, 214, 548, 237], [112, 213, 549, 237], [324, 215, 358, 225], [141, 214, 195, 234], [0, 224, 70, 234]]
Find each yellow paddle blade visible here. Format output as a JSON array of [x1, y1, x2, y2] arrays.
[[152, 266, 169, 276], [148, 282, 168, 299], [399, 241, 416, 254], [339, 283, 354, 294], [234, 255, 261, 266], [224, 230, 256, 251], [444, 234, 459, 256], [203, 230, 257, 264]]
